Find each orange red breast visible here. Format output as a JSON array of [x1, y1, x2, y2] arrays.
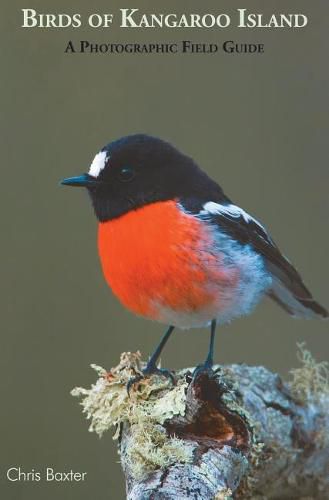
[[98, 200, 239, 325]]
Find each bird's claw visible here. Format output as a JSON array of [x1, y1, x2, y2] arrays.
[[149, 366, 175, 385], [126, 373, 144, 396], [127, 365, 175, 396], [192, 361, 215, 382]]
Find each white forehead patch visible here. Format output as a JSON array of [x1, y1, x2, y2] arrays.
[[88, 151, 108, 178]]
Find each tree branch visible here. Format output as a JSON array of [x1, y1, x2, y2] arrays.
[[72, 345, 329, 499]]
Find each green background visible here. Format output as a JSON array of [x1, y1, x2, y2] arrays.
[[1, 1, 328, 499]]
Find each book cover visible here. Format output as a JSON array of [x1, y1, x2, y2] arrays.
[[2, 1, 328, 499]]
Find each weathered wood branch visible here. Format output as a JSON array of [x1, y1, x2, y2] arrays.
[[72, 346, 329, 499]]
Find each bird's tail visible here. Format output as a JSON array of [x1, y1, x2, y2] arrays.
[[267, 265, 328, 319]]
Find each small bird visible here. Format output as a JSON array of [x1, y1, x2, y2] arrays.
[[61, 134, 327, 383]]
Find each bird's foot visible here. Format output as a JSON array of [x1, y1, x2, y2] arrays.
[[192, 360, 218, 383], [127, 364, 175, 396]]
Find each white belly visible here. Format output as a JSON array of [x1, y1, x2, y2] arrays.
[[152, 230, 272, 329]]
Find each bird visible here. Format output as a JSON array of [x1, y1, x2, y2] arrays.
[[61, 134, 328, 386]]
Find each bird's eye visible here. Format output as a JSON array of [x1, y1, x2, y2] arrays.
[[118, 166, 135, 182]]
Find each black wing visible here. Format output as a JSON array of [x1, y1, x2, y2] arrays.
[[184, 199, 328, 319]]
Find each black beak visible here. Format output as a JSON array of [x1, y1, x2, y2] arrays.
[[61, 173, 97, 187]]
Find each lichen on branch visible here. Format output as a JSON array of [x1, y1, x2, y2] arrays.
[[71, 352, 194, 479], [72, 345, 329, 499], [289, 342, 329, 403]]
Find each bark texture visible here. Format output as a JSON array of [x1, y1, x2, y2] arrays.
[[121, 364, 328, 500], [71, 349, 329, 500]]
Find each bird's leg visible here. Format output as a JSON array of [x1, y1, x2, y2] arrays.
[[127, 326, 175, 394], [143, 325, 175, 375], [192, 319, 217, 379]]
